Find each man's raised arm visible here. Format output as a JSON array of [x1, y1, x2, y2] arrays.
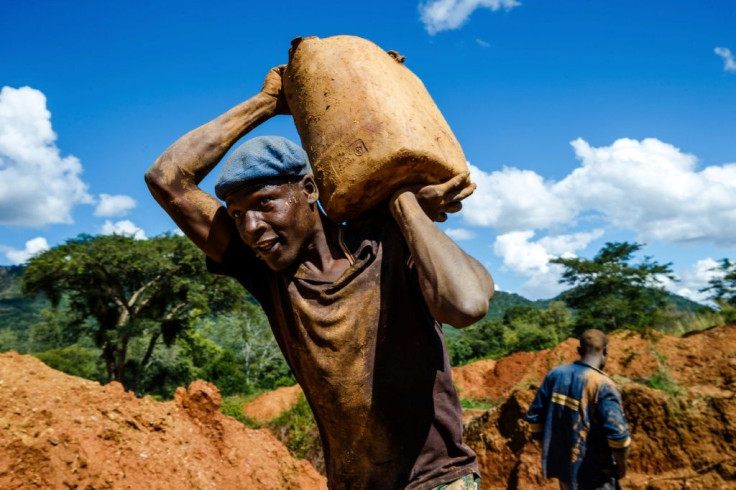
[[145, 66, 287, 262], [389, 173, 494, 328]]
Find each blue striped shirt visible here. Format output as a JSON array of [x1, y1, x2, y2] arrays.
[[524, 361, 630, 489]]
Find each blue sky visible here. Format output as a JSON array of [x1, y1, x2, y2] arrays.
[[1, 0, 734, 301]]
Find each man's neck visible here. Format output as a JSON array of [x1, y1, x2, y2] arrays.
[[579, 354, 603, 371], [296, 216, 352, 282]]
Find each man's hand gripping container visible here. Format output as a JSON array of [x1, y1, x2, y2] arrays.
[[283, 35, 468, 222]]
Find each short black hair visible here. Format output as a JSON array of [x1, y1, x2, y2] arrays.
[[580, 329, 607, 354]]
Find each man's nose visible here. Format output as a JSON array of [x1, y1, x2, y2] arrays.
[[242, 210, 265, 237]]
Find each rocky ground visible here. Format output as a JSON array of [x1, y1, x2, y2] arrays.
[[2, 324, 734, 489], [0, 352, 325, 489]]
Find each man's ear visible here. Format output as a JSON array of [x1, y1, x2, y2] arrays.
[[300, 175, 319, 204]]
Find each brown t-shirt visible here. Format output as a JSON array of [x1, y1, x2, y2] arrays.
[[208, 217, 477, 489]]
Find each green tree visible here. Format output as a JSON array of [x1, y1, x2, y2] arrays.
[[445, 301, 573, 365], [202, 302, 294, 391], [551, 242, 674, 333], [700, 258, 736, 323], [701, 258, 736, 307], [22, 233, 242, 390]]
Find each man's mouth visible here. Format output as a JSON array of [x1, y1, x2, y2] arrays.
[[254, 238, 279, 255]]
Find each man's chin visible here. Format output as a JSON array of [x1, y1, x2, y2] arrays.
[[263, 255, 295, 272]]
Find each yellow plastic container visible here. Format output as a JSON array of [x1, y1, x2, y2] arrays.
[[283, 35, 468, 221]]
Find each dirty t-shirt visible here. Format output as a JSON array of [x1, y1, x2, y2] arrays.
[[207, 217, 477, 489]]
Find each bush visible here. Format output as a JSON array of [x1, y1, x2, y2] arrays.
[[267, 395, 322, 460], [220, 393, 261, 428], [34, 345, 106, 383]]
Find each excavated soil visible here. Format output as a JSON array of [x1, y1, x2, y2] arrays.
[[453, 324, 736, 402], [3, 325, 734, 489], [0, 352, 326, 489], [461, 324, 736, 489]]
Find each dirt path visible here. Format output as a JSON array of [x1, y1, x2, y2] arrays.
[[243, 384, 304, 423]]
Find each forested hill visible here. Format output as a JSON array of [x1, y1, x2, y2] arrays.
[[0, 265, 47, 334], [485, 289, 703, 320], [0, 265, 704, 331]]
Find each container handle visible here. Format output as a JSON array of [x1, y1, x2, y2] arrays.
[[289, 36, 318, 60], [387, 50, 406, 64]]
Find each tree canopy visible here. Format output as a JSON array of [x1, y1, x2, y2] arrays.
[[22, 233, 243, 390], [551, 242, 674, 333], [701, 259, 736, 307]]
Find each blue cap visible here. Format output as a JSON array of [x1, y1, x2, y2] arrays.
[[215, 136, 310, 200]]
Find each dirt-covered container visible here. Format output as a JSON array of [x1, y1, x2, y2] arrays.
[[283, 35, 468, 221]]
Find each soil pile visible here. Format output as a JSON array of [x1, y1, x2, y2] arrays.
[[453, 324, 736, 402], [461, 324, 736, 489], [0, 351, 326, 489]]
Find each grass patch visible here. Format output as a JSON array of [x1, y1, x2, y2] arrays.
[[641, 348, 684, 397], [460, 398, 493, 410], [267, 395, 322, 460], [644, 371, 684, 397], [220, 393, 262, 428]]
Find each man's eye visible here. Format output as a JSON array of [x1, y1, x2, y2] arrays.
[[259, 197, 272, 206], [232, 211, 243, 220]]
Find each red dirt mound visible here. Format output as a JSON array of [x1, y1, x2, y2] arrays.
[[461, 324, 736, 489], [452, 359, 496, 401], [465, 382, 736, 489], [243, 384, 303, 423], [454, 324, 736, 402], [0, 352, 326, 489]]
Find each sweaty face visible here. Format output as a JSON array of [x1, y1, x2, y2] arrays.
[[225, 179, 317, 271]]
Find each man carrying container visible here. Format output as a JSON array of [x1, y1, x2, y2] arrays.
[[145, 65, 494, 489], [524, 329, 631, 490]]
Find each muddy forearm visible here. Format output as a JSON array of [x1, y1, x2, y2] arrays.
[[390, 191, 493, 328], [146, 93, 276, 188]]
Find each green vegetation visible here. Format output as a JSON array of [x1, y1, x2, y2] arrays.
[[1, 234, 294, 399], [642, 349, 684, 397], [22, 233, 244, 388], [700, 258, 736, 323], [446, 301, 573, 365], [267, 395, 322, 460], [1, 238, 733, 466], [220, 393, 262, 428], [446, 242, 730, 367], [460, 398, 493, 410], [35, 344, 107, 383], [552, 242, 674, 333]]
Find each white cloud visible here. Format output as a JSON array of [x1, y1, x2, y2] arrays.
[[476, 38, 491, 48], [561, 138, 736, 245], [0, 86, 93, 226], [463, 164, 574, 231], [101, 220, 146, 240], [660, 257, 723, 304], [492, 229, 603, 299], [4, 237, 49, 264], [715, 47, 736, 73], [94, 193, 137, 217], [419, 0, 520, 35], [444, 227, 476, 240], [462, 138, 736, 246]]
